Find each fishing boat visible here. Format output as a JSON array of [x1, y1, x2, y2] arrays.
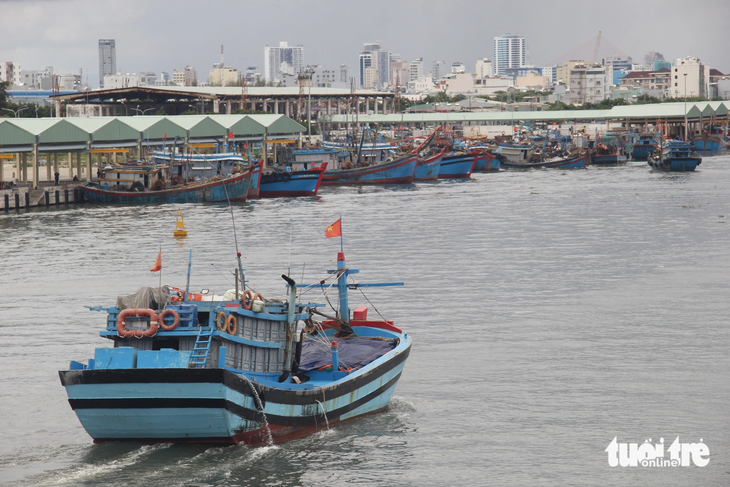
[[691, 135, 727, 154], [472, 150, 502, 172], [648, 140, 702, 171], [59, 246, 411, 445], [631, 134, 658, 160], [494, 142, 535, 164], [81, 162, 254, 204], [438, 151, 477, 179], [321, 153, 417, 186], [501, 151, 588, 170], [258, 165, 327, 198], [247, 161, 263, 199], [591, 137, 628, 164], [413, 148, 444, 181]]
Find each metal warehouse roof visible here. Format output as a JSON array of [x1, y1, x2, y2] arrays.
[[0, 114, 306, 152], [323, 102, 729, 124]]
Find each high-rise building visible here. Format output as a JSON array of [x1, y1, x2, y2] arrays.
[[264, 42, 304, 83], [493, 34, 525, 76], [475, 58, 492, 78], [98, 39, 116, 89], [409, 58, 423, 82], [359, 42, 391, 88], [432, 61, 447, 81]]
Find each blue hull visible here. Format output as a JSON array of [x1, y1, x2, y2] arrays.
[[59, 326, 411, 445], [473, 153, 501, 172], [438, 153, 476, 178], [259, 169, 324, 198], [81, 171, 253, 204], [650, 157, 701, 171], [414, 154, 442, 181], [322, 155, 417, 185], [692, 138, 725, 154], [593, 153, 629, 164], [631, 145, 655, 160]]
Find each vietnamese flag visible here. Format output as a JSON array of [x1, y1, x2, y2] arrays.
[[150, 250, 161, 272], [228, 132, 234, 139], [325, 219, 341, 238]]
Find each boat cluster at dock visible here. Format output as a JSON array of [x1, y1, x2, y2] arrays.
[[78, 126, 726, 205]]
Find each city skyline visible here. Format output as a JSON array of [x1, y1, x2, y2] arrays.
[[1, 0, 729, 88]]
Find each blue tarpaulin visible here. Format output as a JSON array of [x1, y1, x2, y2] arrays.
[[298, 336, 397, 372]]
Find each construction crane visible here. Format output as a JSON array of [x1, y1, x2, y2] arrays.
[[593, 31, 602, 63], [240, 75, 247, 112]]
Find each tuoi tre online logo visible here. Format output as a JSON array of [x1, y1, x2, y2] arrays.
[[606, 437, 709, 467]]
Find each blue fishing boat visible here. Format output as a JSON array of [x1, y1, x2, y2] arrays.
[[59, 247, 411, 445], [494, 142, 535, 164], [648, 140, 702, 171], [413, 148, 444, 181], [259, 165, 326, 198], [321, 154, 417, 185], [438, 151, 477, 179], [691, 136, 726, 154], [81, 164, 254, 204], [472, 151, 502, 172], [247, 162, 262, 199], [501, 151, 588, 170], [631, 134, 658, 160]]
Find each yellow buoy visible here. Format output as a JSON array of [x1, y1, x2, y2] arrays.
[[174, 208, 188, 237]]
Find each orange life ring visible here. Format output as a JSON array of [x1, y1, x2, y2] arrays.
[[253, 292, 265, 303], [242, 290, 254, 310], [117, 308, 159, 338], [226, 314, 237, 335], [216, 311, 227, 331], [159, 309, 180, 331]]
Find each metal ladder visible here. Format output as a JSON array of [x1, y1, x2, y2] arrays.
[[189, 326, 213, 368]]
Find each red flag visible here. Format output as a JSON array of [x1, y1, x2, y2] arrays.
[[228, 132, 234, 139], [150, 250, 161, 272], [325, 219, 341, 238]]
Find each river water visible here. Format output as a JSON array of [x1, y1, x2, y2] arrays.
[[1, 154, 729, 486]]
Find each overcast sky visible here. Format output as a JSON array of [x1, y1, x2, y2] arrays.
[[2, 0, 729, 87]]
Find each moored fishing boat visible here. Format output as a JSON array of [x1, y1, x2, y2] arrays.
[[501, 150, 588, 170], [648, 140, 702, 171], [321, 153, 417, 185], [81, 162, 254, 204], [258, 165, 327, 198], [631, 133, 658, 160], [692, 135, 726, 154], [413, 148, 444, 181], [58, 230, 411, 445], [247, 161, 263, 199], [472, 150, 502, 172], [438, 151, 477, 179], [494, 142, 535, 164]]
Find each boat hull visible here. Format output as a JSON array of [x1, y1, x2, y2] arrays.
[[692, 138, 726, 154], [322, 155, 417, 185], [259, 168, 325, 198], [59, 339, 410, 446], [81, 170, 253, 205], [414, 153, 442, 181], [246, 164, 262, 199], [649, 157, 702, 171], [502, 153, 587, 169], [592, 153, 628, 164], [438, 153, 476, 179], [472, 152, 501, 172], [631, 144, 656, 161]]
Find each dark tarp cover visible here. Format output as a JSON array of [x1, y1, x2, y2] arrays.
[[116, 286, 172, 310], [298, 335, 397, 372]]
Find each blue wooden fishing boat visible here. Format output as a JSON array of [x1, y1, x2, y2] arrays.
[[59, 249, 411, 445], [413, 148, 444, 181], [472, 151, 502, 172], [247, 162, 262, 199], [692, 136, 726, 154], [631, 134, 658, 160], [501, 151, 588, 170], [81, 164, 254, 204], [494, 143, 535, 164], [321, 154, 417, 185], [259, 165, 326, 198], [648, 140, 702, 171], [438, 151, 477, 179]]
